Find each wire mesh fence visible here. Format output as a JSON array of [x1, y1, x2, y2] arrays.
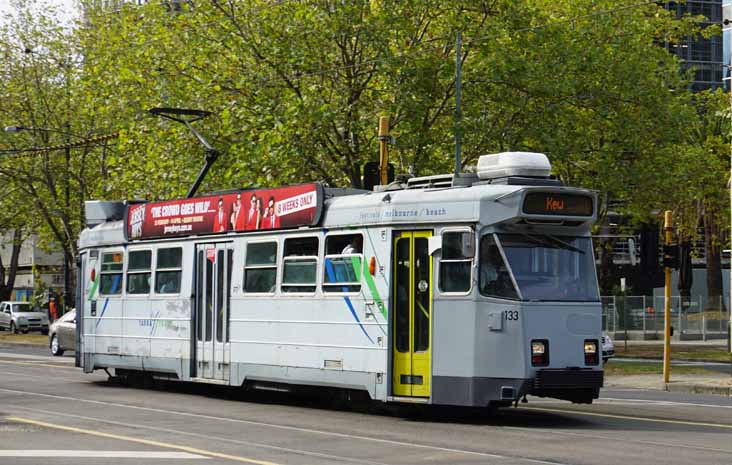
[[602, 295, 730, 340]]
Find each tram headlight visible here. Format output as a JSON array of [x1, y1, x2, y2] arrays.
[[531, 340, 549, 366], [584, 340, 599, 365]]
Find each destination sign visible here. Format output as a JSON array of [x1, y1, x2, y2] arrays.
[[126, 183, 323, 240], [522, 192, 594, 217]]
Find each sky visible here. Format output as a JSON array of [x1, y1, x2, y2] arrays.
[[0, 0, 79, 26]]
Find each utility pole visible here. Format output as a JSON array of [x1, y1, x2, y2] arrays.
[[663, 211, 673, 383], [454, 31, 462, 175], [63, 121, 71, 313]]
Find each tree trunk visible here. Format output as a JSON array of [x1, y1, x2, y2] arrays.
[[0, 229, 23, 302], [596, 236, 616, 295], [704, 210, 726, 312]]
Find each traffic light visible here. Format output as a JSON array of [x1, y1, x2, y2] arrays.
[[363, 161, 394, 191], [662, 244, 679, 270]]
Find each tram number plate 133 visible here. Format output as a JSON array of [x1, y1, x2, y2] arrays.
[[503, 310, 519, 321]]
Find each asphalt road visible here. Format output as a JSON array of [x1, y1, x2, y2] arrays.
[[0, 345, 731, 465]]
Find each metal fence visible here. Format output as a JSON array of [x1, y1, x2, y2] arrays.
[[602, 295, 731, 341]]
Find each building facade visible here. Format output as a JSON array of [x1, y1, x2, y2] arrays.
[[668, 1, 724, 91], [0, 232, 64, 303]]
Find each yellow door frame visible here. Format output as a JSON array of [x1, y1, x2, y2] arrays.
[[392, 231, 432, 398]]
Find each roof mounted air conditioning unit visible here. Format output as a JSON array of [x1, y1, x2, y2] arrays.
[[476, 152, 551, 180]]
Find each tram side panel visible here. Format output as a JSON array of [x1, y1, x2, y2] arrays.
[[82, 244, 194, 377], [432, 296, 527, 406], [134, 245, 193, 376], [81, 248, 125, 372], [228, 228, 390, 400]]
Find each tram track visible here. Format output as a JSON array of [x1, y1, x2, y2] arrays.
[[1, 381, 731, 465], [1, 353, 731, 464], [0, 387, 570, 465]]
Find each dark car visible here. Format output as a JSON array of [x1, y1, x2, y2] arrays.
[[49, 309, 76, 356]]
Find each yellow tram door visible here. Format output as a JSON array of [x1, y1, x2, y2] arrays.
[[392, 231, 432, 398]]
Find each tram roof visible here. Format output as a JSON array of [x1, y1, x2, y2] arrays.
[[79, 181, 596, 249], [321, 182, 595, 228]]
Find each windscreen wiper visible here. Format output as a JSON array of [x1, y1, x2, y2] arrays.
[[543, 234, 585, 254], [502, 227, 556, 249], [502, 227, 584, 254]]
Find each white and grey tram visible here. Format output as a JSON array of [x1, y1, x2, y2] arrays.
[[76, 152, 604, 407]]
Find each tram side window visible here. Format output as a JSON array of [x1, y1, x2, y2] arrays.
[[155, 247, 182, 294], [479, 235, 519, 299], [323, 234, 362, 293], [127, 250, 152, 294], [100, 252, 124, 295], [243, 242, 278, 293], [439, 231, 473, 293], [281, 237, 318, 293]]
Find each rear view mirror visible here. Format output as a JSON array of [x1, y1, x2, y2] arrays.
[[461, 232, 475, 258], [428, 236, 442, 256]]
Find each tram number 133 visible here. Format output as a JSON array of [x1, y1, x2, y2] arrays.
[[503, 310, 519, 321]]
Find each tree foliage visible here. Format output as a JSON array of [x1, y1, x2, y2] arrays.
[[0, 0, 729, 300]]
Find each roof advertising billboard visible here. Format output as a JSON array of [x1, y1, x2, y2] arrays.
[[126, 183, 323, 240]]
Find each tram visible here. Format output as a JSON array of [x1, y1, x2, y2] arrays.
[[76, 152, 603, 407]]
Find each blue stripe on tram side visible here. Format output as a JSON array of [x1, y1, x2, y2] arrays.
[[325, 258, 374, 344]]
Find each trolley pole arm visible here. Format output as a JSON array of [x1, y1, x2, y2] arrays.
[[182, 120, 220, 199], [186, 147, 220, 199], [147, 108, 221, 199]]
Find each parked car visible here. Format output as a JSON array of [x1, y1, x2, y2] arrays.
[[602, 332, 615, 363], [49, 309, 76, 356], [0, 301, 49, 335]]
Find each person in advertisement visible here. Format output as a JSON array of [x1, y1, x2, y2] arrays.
[[263, 195, 280, 229], [231, 193, 245, 230], [254, 197, 264, 230], [213, 197, 228, 233], [247, 194, 258, 230]]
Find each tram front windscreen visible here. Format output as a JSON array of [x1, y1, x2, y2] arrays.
[[482, 234, 599, 302]]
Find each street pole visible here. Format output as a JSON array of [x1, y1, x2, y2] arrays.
[[64, 122, 71, 314], [378, 116, 390, 186], [663, 210, 673, 384], [454, 31, 462, 175]]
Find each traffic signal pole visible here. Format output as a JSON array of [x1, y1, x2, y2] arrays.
[[378, 117, 390, 186], [663, 210, 673, 384]]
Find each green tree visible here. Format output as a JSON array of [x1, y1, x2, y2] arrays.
[[0, 0, 113, 305]]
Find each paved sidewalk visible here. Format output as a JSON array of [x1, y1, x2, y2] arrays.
[[606, 373, 732, 396]]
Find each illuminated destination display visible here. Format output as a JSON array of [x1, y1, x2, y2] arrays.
[[522, 192, 594, 216]]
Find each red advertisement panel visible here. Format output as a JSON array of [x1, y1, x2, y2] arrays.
[[127, 183, 322, 240]]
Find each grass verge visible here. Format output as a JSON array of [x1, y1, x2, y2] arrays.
[[604, 361, 719, 376], [614, 344, 731, 362], [0, 332, 48, 345]]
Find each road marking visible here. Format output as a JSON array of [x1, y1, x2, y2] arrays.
[[530, 397, 732, 410], [0, 390, 567, 465], [0, 352, 72, 361], [0, 369, 91, 382], [12, 406, 392, 465], [0, 450, 206, 459], [7, 417, 281, 465], [520, 406, 732, 430], [0, 359, 76, 370], [600, 397, 732, 410]]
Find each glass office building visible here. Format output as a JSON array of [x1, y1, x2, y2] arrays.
[[667, 1, 724, 91]]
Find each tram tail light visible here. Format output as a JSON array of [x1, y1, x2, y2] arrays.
[[90, 268, 96, 282], [369, 256, 376, 276], [584, 340, 599, 365], [531, 340, 549, 366]]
